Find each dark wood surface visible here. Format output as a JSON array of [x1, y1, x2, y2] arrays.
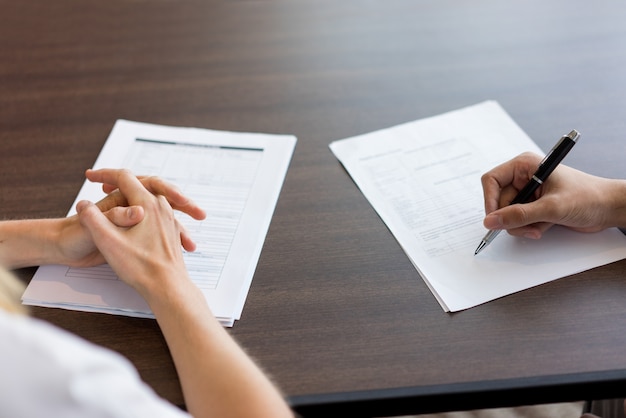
[[3, 0, 626, 416]]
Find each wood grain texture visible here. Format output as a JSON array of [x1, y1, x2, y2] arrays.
[[3, 0, 626, 415]]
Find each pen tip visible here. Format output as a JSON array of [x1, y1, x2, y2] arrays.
[[474, 241, 487, 255], [567, 129, 580, 142]]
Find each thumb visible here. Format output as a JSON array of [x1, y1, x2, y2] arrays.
[[76, 200, 121, 248], [485, 201, 542, 230], [484, 201, 554, 239], [103, 205, 145, 228]]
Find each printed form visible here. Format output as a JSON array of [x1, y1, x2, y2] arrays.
[[22, 120, 296, 326], [330, 101, 626, 311]]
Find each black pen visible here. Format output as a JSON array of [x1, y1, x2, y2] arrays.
[[474, 129, 581, 255]]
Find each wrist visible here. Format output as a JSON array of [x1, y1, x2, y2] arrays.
[[142, 269, 203, 310], [0, 218, 65, 269], [603, 179, 626, 229]]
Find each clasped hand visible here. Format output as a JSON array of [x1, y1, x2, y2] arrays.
[[59, 169, 206, 271]]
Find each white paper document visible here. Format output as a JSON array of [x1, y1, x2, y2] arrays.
[[329, 101, 626, 312], [22, 120, 296, 326]]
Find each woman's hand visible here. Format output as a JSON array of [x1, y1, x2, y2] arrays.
[[57, 169, 205, 268], [75, 169, 192, 297]]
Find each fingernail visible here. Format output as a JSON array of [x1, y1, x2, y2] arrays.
[[127, 207, 136, 219]]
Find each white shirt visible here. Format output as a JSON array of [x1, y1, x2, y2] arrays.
[[0, 309, 190, 418]]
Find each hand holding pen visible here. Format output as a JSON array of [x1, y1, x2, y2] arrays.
[[475, 130, 580, 254]]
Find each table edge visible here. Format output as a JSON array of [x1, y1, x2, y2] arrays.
[[288, 369, 626, 417]]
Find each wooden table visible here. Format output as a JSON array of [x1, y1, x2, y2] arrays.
[[3, 0, 626, 416]]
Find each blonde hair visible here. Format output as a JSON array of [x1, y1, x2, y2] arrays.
[[0, 267, 27, 314]]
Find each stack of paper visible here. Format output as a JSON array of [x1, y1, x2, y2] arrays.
[[22, 120, 296, 326], [330, 101, 626, 312]]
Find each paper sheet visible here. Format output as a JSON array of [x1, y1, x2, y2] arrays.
[[22, 120, 296, 326], [330, 101, 626, 311]]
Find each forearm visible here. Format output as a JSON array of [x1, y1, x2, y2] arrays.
[[0, 219, 66, 269], [72, 169, 292, 417], [147, 279, 293, 418]]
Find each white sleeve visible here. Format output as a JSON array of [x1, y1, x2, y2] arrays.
[[0, 310, 191, 418]]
